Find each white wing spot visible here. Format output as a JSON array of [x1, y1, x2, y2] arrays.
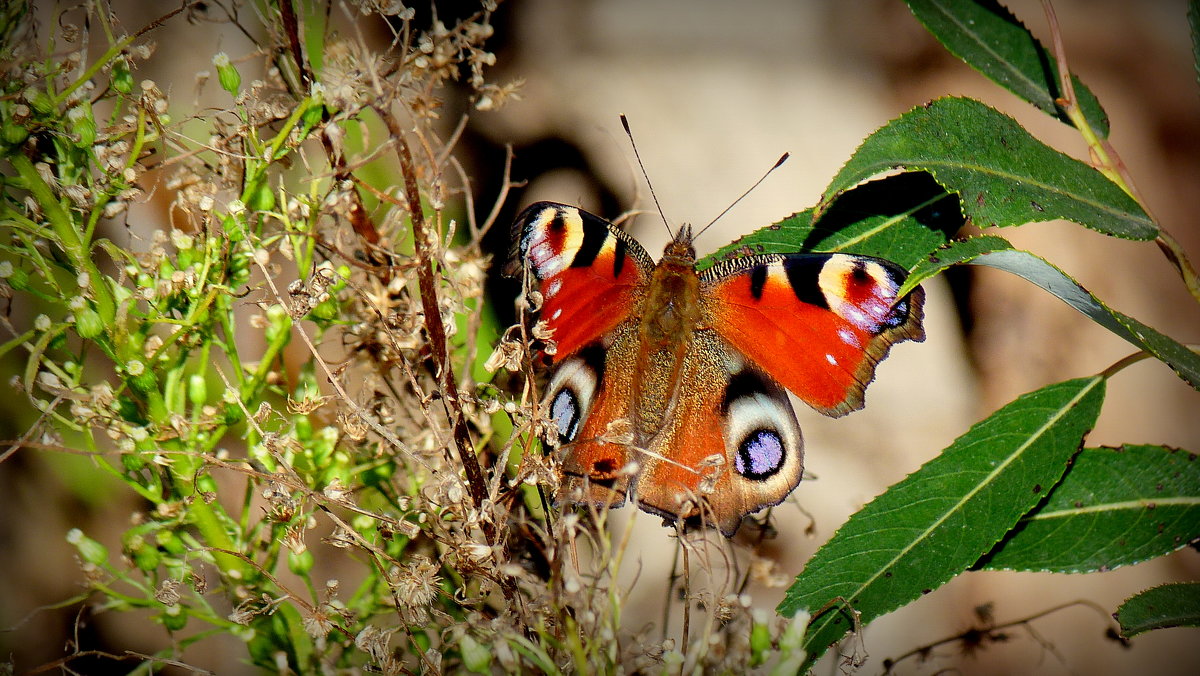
[[826, 353, 837, 366], [551, 308, 563, 321]]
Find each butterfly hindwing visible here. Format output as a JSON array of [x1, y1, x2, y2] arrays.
[[507, 202, 654, 361], [547, 326, 637, 510], [633, 330, 804, 536], [702, 253, 925, 417]]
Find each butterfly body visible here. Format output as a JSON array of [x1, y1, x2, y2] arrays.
[[508, 201, 924, 535]]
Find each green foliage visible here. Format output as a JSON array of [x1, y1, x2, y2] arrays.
[[779, 377, 1107, 670], [904, 0, 1109, 135], [978, 445, 1200, 573], [1116, 583, 1200, 637], [757, 1, 1200, 671], [818, 97, 1154, 239], [702, 172, 961, 270]]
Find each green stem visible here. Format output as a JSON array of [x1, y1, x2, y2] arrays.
[[8, 154, 118, 325]]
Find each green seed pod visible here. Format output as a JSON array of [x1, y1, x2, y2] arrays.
[[265, 303, 292, 343], [749, 619, 771, 667], [28, 89, 53, 115], [301, 101, 324, 129], [460, 635, 491, 674], [247, 181, 275, 212], [75, 307, 104, 339], [7, 267, 29, 290], [155, 529, 186, 557], [2, 118, 28, 146], [309, 296, 337, 322], [122, 450, 146, 472], [67, 529, 108, 565], [130, 537, 161, 572], [112, 60, 134, 94], [187, 374, 207, 407], [160, 605, 187, 632], [287, 549, 314, 576], [73, 109, 96, 147], [293, 414, 313, 442], [212, 53, 241, 96], [126, 361, 157, 394]]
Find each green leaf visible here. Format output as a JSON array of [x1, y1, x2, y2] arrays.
[[969, 249, 1200, 390], [977, 445, 1200, 573], [897, 234, 1013, 297], [701, 172, 962, 270], [778, 376, 1106, 669], [818, 97, 1155, 240], [1116, 583, 1200, 638], [905, 0, 1109, 136]]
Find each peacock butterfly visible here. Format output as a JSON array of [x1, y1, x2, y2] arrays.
[[505, 194, 925, 536]]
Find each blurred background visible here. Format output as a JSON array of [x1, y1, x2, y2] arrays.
[[2, 0, 1197, 673]]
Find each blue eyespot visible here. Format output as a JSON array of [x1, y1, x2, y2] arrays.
[[550, 388, 580, 444], [735, 429, 784, 480]]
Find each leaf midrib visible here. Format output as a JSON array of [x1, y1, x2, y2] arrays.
[[1024, 495, 1199, 521]]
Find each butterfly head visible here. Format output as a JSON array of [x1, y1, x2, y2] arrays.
[[661, 223, 697, 266]]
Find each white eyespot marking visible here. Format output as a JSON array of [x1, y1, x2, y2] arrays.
[[550, 308, 563, 321], [544, 353, 599, 446], [521, 206, 584, 279], [819, 257, 901, 333], [736, 429, 785, 479], [550, 389, 580, 443], [723, 376, 802, 482], [546, 278, 563, 298], [837, 327, 860, 347], [526, 240, 568, 278], [825, 353, 837, 366]]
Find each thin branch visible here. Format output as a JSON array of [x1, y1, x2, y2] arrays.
[[372, 103, 494, 543]]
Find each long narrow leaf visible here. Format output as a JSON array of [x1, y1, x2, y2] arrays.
[[905, 0, 1109, 136], [897, 235, 1013, 297], [818, 97, 1155, 240], [969, 249, 1200, 390], [1117, 583, 1200, 638], [977, 445, 1200, 573], [702, 172, 961, 270], [779, 377, 1106, 669]]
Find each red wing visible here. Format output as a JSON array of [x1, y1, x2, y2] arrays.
[[703, 253, 925, 417], [506, 202, 654, 361]]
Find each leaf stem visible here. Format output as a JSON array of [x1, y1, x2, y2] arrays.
[[1041, 0, 1200, 303]]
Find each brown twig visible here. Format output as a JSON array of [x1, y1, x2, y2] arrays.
[[276, 0, 384, 264], [373, 103, 494, 543], [881, 599, 1121, 673]]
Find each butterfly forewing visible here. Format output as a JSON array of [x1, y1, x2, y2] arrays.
[[702, 253, 925, 417], [508, 202, 654, 361]]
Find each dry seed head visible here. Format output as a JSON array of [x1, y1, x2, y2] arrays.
[[155, 580, 182, 606]]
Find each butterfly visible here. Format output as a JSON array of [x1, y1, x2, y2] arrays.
[[506, 201, 925, 535]]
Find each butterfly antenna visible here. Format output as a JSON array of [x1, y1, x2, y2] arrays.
[[621, 114, 673, 238], [692, 152, 790, 241]]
